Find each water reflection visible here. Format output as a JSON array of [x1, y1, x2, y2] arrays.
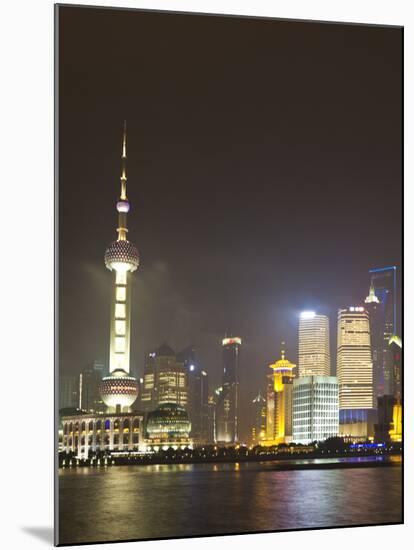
[[59, 458, 402, 545]]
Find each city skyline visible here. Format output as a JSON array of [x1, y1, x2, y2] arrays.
[[59, 7, 402, 443]]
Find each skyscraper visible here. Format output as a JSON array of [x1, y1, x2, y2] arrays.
[[298, 312, 330, 377], [364, 284, 382, 403], [141, 344, 188, 412], [265, 343, 295, 444], [369, 266, 398, 395], [99, 123, 139, 413], [337, 307, 373, 437], [251, 390, 266, 445], [176, 346, 210, 444], [292, 375, 339, 444], [215, 337, 241, 444], [78, 360, 106, 413], [59, 374, 78, 410]]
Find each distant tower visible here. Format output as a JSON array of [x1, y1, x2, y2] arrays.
[[100, 122, 139, 412], [298, 312, 330, 377], [216, 337, 241, 444]]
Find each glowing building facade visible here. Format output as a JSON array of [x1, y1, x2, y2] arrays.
[[145, 403, 193, 451], [337, 307, 374, 438], [141, 344, 188, 412], [100, 122, 139, 412], [265, 344, 295, 444], [216, 337, 241, 444], [292, 375, 339, 444], [298, 312, 330, 377]]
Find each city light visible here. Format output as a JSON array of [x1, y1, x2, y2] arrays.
[[300, 311, 316, 319]]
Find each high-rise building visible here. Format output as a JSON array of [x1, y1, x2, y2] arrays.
[[176, 346, 210, 444], [59, 374, 78, 410], [265, 344, 295, 444], [292, 375, 339, 444], [369, 266, 398, 395], [141, 344, 188, 411], [389, 335, 402, 402], [216, 337, 241, 444], [78, 360, 106, 413], [99, 122, 139, 413], [365, 284, 382, 404], [298, 312, 330, 377], [337, 307, 374, 438], [251, 390, 266, 445]]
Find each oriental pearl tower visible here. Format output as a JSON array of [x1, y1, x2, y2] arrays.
[[100, 122, 139, 412]]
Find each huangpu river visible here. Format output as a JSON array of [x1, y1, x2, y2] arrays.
[[58, 457, 402, 545]]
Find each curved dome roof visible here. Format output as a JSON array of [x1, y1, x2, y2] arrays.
[[146, 403, 191, 437]]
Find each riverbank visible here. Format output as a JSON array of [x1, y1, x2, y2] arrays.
[[59, 451, 402, 469]]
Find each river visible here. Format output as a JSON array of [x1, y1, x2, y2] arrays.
[[58, 456, 402, 545]]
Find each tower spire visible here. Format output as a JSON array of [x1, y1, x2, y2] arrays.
[[120, 120, 127, 200], [116, 121, 130, 242]]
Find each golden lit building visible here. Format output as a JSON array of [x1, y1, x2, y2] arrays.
[[265, 343, 296, 445]]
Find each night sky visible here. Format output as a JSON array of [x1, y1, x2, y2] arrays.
[[58, 6, 402, 440]]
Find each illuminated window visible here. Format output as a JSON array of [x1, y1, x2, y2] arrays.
[[116, 271, 127, 285], [115, 303, 126, 319], [115, 337, 126, 352], [115, 320, 126, 335], [116, 286, 126, 301]]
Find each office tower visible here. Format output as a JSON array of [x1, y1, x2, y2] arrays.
[[78, 360, 106, 413], [266, 343, 295, 444], [99, 123, 139, 412], [389, 335, 402, 401], [337, 307, 374, 438], [216, 337, 241, 444], [141, 344, 188, 411], [298, 312, 330, 377], [365, 284, 382, 403], [292, 375, 339, 444], [369, 266, 398, 395], [59, 374, 79, 410], [388, 335, 402, 442], [177, 346, 210, 444], [251, 390, 266, 445]]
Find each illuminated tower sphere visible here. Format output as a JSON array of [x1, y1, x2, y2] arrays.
[[100, 122, 139, 412]]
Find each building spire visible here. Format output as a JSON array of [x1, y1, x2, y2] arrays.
[[280, 341, 286, 360], [116, 121, 131, 242], [365, 283, 379, 304], [120, 120, 127, 200]]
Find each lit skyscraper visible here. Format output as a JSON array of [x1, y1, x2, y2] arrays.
[[141, 344, 188, 412], [365, 284, 382, 402], [368, 266, 398, 395], [337, 307, 374, 438], [99, 123, 139, 412], [265, 343, 295, 444], [292, 375, 339, 444], [298, 311, 330, 377], [216, 337, 241, 444]]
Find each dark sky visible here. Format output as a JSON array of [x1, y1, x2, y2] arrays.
[[58, 6, 402, 441]]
